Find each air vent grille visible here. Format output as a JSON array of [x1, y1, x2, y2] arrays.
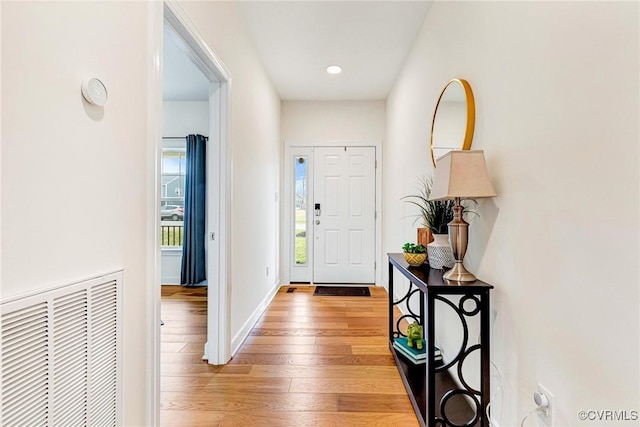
[[0, 272, 122, 427]]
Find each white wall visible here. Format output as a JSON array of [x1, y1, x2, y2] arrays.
[[176, 1, 282, 349], [384, 2, 639, 426], [1, 2, 151, 425], [160, 101, 209, 284], [163, 100, 209, 138], [282, 100, 385, 143]]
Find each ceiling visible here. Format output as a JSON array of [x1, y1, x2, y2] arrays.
[[238, 1, 431, 101], [162, 1, 432, 102]]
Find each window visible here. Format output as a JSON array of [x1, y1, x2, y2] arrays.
[[161, 150, 185, 247], [294, 156, 308, 265]]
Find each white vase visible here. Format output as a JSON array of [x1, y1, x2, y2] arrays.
[[427, 233, 454, 270]]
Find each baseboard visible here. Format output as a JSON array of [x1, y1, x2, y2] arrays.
[[230, 278, 281, 356]]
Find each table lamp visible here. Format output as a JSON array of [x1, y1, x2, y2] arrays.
[[429, 150, 497, 282]]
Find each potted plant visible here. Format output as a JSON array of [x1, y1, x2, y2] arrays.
[[402, 176, 454, 235], [402, 243, 427, 267], [403, 176, 455, 269]]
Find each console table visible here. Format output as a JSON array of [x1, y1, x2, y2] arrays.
[[387, 253, 493, 427]]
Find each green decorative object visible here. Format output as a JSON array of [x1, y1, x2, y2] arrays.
[[406, 321, 423, 350], [402, 243, 427, 266], [402, 176, 454, 235]]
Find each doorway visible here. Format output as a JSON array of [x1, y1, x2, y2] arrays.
[[161, 2, 231, 365], [285, 144, 380, 285]]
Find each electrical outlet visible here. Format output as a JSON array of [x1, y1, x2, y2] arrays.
[[536, 383, 555, 426]]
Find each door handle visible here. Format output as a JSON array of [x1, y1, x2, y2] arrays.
[[315, 203, 321, 216]]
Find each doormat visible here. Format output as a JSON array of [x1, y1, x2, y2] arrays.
[[313, 286, 371, 297]]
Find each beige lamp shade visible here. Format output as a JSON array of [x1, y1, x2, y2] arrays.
[[429, 150, 497, 201]]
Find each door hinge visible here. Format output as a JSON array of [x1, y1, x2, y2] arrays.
[[210, 232, 215, 241], [374, 210, 377, 219], [375, 160, 377, 169], [374, 261, 377, 270]]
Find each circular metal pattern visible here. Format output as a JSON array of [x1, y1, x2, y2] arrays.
[[404, 289, 422, 319], [459, 294, 481, 316], [440, 389, 481, 427], [456, 344, 482, 395], [392, 283, 423, 337], [396, 314, 420, 337], [433, 296, 468, 372]]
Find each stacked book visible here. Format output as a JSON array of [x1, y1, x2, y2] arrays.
[[393, 337, 442, 365]]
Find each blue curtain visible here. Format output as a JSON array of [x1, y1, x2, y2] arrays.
[[181, 134, 207, 286]]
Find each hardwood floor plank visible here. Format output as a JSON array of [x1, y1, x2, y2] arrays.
[[162, 376, 292, 393], [289, 377, 407, 394], [228, 353, 396, 366], [161, 391, 338, 412], [161, 334, 208, 343], [250, 328, 386, 337], [180, 343, 207, 353], [218, 411, 420, 427], [255, 321, 350, 329], [159, 326, 207, 335], [162, 352, 208, 364], [337, 393, 415, 413], [240, 344, 352, 355], [162, 342, 187, 353], [351, 345, 393, 355], [242, 335, 316, 345], [315, 336, 388, 345], [161, 410, 225, 427], [161, 363, 251, 376], [248, 365, 400, 379]]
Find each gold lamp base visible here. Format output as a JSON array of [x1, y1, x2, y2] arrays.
[[443, 261, 477, 282], [443, 199, 477, 283]]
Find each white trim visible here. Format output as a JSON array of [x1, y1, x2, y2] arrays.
[[230, 280, 281, 356], [282, 140, 383, 286], [163, 2, 230, 82], [215, 80, 232, 365], [285, 147, 313, 283], [0, 268, 125, 306], [146, 3, 163, 425]]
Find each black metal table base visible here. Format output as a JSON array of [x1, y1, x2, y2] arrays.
[[388, 253, 493, 427]]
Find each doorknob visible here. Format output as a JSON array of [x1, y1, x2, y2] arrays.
[[315, 220, 320, 225]]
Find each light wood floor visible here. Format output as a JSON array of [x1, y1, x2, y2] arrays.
[[160, 285, 419, 427]]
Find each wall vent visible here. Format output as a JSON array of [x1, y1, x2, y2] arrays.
[[1, 271, 122, 427]]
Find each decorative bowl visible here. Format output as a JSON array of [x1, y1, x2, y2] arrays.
[[404, 252, 427, 267]]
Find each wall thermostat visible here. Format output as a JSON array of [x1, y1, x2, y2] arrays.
[[81, 78, 108, 106]]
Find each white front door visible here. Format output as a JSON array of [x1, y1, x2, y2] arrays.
[[313, 147, 376, 283]]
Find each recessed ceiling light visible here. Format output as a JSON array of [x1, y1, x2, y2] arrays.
[[326, 65, 342, 75]]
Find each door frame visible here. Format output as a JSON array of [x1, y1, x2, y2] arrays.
[[283, 141, 383, 286], [148, 0, 232, 423]]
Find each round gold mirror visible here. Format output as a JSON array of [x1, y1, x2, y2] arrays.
[[430, 79, 475, 166]]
